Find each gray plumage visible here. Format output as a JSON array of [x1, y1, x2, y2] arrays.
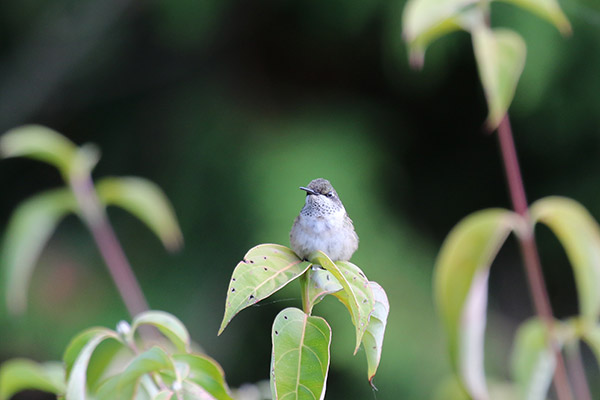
[[290, 178, 359, 261]]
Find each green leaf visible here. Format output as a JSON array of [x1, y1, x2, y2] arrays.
[[435, 208, 520, 398], [0, 359, 65, 400], [180, 381, 215, 399], [64, 328, 123, 379], [154, 390, 174, 400], [172, 354, 233, 400], [0, 125, 77, 177], [131, 310, 191, 353], [300, 266, 343, 314], [402, 0, 479, 66], [270, 307, 331, 400], [96, 177, 183, 251], [530, 196, 600, 321], [472, 26, 527, 130], [362, 282, 389, 387], [510, 318, 555, 400], [219, 244, 311, 335], [65, 329, 121, 399], [1, 188, 77, 314], [497, 0, 571, 35], [309, 251, 374, 353], [96, 347, 174, 400]]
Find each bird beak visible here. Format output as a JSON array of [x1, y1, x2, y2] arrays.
[[300, 186, 318, 195]]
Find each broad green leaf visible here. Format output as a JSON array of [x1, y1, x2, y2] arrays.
[[309, 251, 373, 353], [154, 390, 174, 400], [0, 125, 77, 177], [472, 26, 526, 130], [498, 0, 571, 35], [0, 359, 65, 400], [435, 208, 520, 399], [86, 339, 126, 392], [510, 318, 555, 400], [300, 266, 343, 314], [180, 381, 215, 400], [1, 188, 77, 314], [172, 354, 233, 400], [530, 197, 600, 321], [402, 0, 478, 66], [96, 347, 174, 400], [96, 177, 183, 251], [362, 282, 389, 387], [131, 310, 190, 353], [219, 244, 311, 334], [270, 307, 331, 400], [66, 329, 121, 400]]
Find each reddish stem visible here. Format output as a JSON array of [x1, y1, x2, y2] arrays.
[[71, 174, 149, 318], [496, 114, 574, 400]]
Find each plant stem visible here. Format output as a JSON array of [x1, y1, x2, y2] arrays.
[[70, 173, 150, 318], [496, 114, 576, 400], [566, 342, 592, 400]]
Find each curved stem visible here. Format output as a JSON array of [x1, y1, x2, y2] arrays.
[[70, 173, 149, 318], [496, 114, 576, 400]]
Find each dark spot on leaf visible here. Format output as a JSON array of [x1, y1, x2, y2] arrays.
[[353, 277, 357, 281], [232, 278, 236, 282], [362, 299, 367, 303], [284, 315, 288, 320], [275, 330, 279, 335], [263, 256, 267, 259], [249, 294, 255, 301], [231, 288, 236, 292], [243, 259, 249, 263], [372, 346, 377, 350], [250, 260, 254, 264], [326, 275, 330, 281], [359, 272, 365, 278], [264, 267, 268, 271]]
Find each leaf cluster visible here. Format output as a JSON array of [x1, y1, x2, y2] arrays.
[[435, 197, 600, 399], [0, 311, 233, 400], [403, 0, 570, 129], [219, 244, 390, 399], [0, 125, 183, 314]]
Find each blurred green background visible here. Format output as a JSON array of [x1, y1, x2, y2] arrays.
[[1, 0, 599, 398]]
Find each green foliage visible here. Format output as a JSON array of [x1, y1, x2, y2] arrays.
[[270, 307, 331, 400], [435, 209, 520, 397], [363, 282, 390, 386], [0, 359, 65, 399], [530, 196, 600, 321], [472, 26, 526, 129], [308, 252, 374, 353], [433, 197, 600, 398], [96, 177, 184, 252], [0, 125, 78, 178], [403, 0, 570, 129], [219, 243, 390, 398], [218, 244, 312, 335], [0, 311, 233, 400], [510, 318, 557, 400], [1, 188, 77, 314], [0, 126, 183, 314]]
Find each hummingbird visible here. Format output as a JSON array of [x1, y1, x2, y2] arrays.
[[290, 178, 359, 261]]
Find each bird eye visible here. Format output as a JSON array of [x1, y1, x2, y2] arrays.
[[326, 192, 334, 198]]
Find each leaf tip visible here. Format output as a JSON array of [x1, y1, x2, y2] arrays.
[[218, 319, 229, 336], [369, 376, 378, 391]]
